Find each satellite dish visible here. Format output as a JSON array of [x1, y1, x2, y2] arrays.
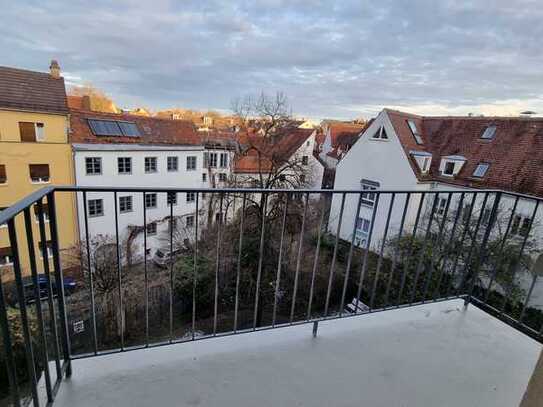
[[531, 253, 543, 277]]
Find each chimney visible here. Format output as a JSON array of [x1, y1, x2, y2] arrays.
[[82, 95, 92, 111], [49, 60, 61, 79]]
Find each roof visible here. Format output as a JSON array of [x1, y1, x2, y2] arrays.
[[70, 109, 202, 146], [327, 122, 366, 148], [383, 109, 543, 196], [0, 66, 68, 114], [72, 143, 203, 152], [234, 128, 314, 174]]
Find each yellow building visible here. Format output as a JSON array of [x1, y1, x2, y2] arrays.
[[0, 61, 78, 280]]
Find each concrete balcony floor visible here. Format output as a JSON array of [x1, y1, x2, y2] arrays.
[[52, 299, 541, 407]]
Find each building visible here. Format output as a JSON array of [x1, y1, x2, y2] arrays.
[[233, 127, 324, 190], [329, 108, 543, 308], [318, 120, 366, 168], [70, 108, 207, 260], [0, 61, 78, 279]]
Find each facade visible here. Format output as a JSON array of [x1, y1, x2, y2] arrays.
[[0, 62, 78, 279], [234, 128, 324, 190], [70, 109, 208, 260]]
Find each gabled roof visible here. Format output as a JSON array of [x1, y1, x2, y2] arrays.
[[70, 109, 202, 146], [327, 122, 366, 147], [382, 109, 543, 196], [234, 128, 314, 174], [0, 66, 68, 114]]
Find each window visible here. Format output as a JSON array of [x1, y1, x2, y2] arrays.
[[473, 163, 489, 178], [202, 173, 207, 182], [481, 125, 497, 140], [145, 157, 157, 173], [218, 173, 227, 182], [88, 119, 141, 137], [360, 179, 380, 207], [511, 215, 532, 237], [145, 193, 157, 209], [186, 192, 196, 203], [186, 156, 197, 170], [356, 217, 371, 233], [204, 152, 217, 168], [0, 247, 13, 267], [167, 156, 179, 172], [371, 126, 388, 140], [437, 198, 448, 216], [118, 157, 132, 174], [421, 157, 431, 173], [85, 157, 102, 175], [167, 192, 177, 205], [88, 199, 104, 217], [443, 161, 455, 176], [220, 153, 228, 168], [119, 196, 133, 213], [0, 165, 6, 184], [407, 120, 423, 144], [29, 164, 50, 183], [39, 241, 53, 259], [33, 204, 50, 222], [19, 122, 44, 142], [302, 155, 309, 165], [0, 208, 6, 228], [146, 222, 157, 236], [186, 215, 195, 228]]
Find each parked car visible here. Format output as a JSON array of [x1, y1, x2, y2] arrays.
[[152, 248, 185, 268], [22, 274, 77, 304]]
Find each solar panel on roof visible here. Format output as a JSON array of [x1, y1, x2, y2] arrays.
[[88, 119, 122, 136], [118, 121, 141, 137]]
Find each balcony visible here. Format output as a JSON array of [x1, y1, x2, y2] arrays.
[[0, 186, 542, 406]]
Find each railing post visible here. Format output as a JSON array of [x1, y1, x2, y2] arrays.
[[47, 191, 72, 377], [312, 321, 319, 338], [465, 191, 502, 308]]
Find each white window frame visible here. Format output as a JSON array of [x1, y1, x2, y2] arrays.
[[186, 215, 195, 228], [145, 193, 157, 209], [119, 196, 133, 213], [146, 222, 157, 236], [360, 179, 380, 207], [0, 253, 14, 267], [167, 192, 178, 206], [219, 153, 228, 168], [473, 163, 489, 178], [371, 126, 389, 141], [186, 192, 196, 203], [88, 199, 104, 217], [118, 157, 132, 175], [85, 157, 102, 175], [443, 161, 455, 176], [167, 156, 179, 172], [145, 157, 158, 173], [186, 156, 197, 171], [35, 123, 45, 141]]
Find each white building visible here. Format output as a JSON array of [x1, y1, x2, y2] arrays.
[[70, 110, 211, 260], [329, 108, 543, 305]]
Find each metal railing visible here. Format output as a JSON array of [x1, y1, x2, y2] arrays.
[[0, 186, 542, 405]]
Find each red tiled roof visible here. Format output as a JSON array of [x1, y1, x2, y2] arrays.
[[384, 109, 543, 196], [327, 122, 365, 148], [234, 128, 314, 173], [70, 109, 202, 146], [0, 66, 68, 114]]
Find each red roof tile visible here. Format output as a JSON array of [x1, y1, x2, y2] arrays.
[[384, 109, 543, 196], [70, 109, 202, 146]]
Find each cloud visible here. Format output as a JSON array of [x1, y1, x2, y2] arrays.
[[0, 0, 542, 119]]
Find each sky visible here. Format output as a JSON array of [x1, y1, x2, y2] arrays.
[[1, 0, 542, 120]]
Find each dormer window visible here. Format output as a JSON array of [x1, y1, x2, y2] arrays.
[[481, 125, 496, 140], [407, 119, 423, 144], [409, 151, 432, 174], [473, 163, 490, 178], [371, 126, 388, 140], [439, 155, 466, 177]]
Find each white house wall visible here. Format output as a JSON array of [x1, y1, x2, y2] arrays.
[[328, 111, 427, 250]]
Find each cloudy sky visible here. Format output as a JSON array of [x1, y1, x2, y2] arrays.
[[1, 0, 542, 119]]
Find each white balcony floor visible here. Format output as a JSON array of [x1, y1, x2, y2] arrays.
[[52, 299, 541, 407]]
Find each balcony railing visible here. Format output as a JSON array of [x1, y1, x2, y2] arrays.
[[0, 186, 542, 406]]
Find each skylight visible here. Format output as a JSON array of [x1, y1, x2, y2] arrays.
[[407, 119, 423, 144], [88, 119, 141, 137], [473, 163, 490, 177], [480, 125, 496, 140]]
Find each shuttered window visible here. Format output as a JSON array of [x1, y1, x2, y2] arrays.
[[19, 122, 37, 142], [29, 164, 50, 183], [0, 165, 6, 183]]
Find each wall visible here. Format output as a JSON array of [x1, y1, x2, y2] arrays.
[[0, 109, 77, 279]]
